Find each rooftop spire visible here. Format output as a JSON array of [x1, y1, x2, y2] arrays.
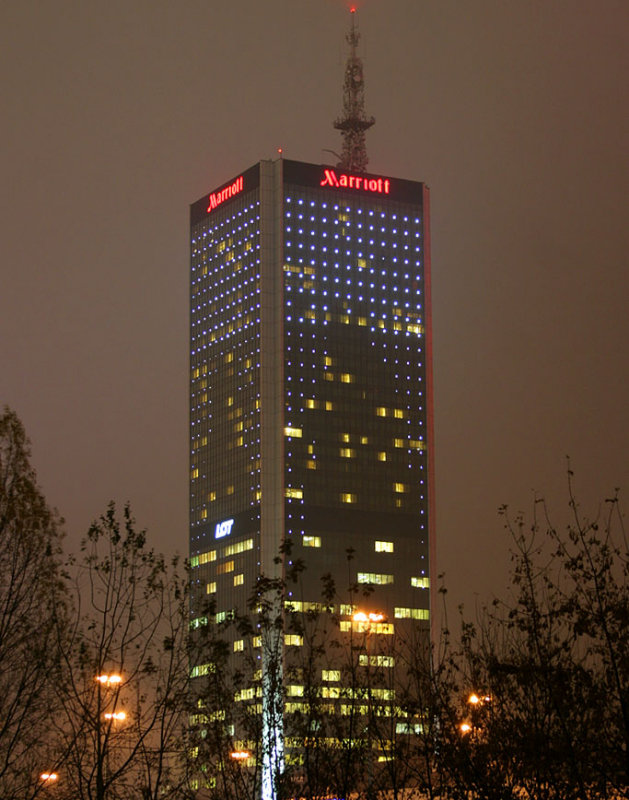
[[333, 8, 375, 173]]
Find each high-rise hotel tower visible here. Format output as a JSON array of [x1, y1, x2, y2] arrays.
[[189, 159, 434, 624], [188, 10, 434, 792]]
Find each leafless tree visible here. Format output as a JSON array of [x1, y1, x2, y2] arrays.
[[0, 407, 67, 800], [52, 503, 193, 800]]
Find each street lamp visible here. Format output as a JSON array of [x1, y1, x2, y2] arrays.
[[459, 722, 472, 735], [40, 772, 58, 783], [104, 711, 127, 721], [95, 671, 124, 800], [96, 674, 122, 686]]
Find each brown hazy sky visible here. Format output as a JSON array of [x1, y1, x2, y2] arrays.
[[2, 0, 628, 612]]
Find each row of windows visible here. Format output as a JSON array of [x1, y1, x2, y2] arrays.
[[284, 426, 425, 450], [190, 537, 254, 568]]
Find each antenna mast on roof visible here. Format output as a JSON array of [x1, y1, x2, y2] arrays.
[[333, 7, 375, 173]]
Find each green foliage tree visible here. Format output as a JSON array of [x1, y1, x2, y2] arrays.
[[0, 407, 66, 800]]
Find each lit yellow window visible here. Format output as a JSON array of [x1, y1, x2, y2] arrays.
[[191, 468, 199, 479], [376, 407, 387, 417], [357, 572, 394, 585], [233, 640, 244, 652], [324, 372, 334, 382], [206, 582, 216, 594], [303, 535, 321, 548], [394, 483, 408, 493], [255, 490, 262, 501], [252, 636, 262, 648], [284, 426, 303, 438], [359, 655, 395, 668], [208, 491, 216, 502], [340, 620, 394, 635], [225, 354, 233, 364], [340, 373, 354, 383], [325, 401, 334, 411], [340, 433, 351, 443], [394, 607, 430, 620], [378, 452, 387, 462], [357, 317, 367, 326], [323, 356, 333, 366], [306, 460, 317, 470], [285, 488, 303, 499], [357, 258, 367, 268], [339, 448, 355, 458], [287, 685, 304, 696], [234, 574, 244, 587], [285, 635, 303, 646], [217, 561, 234, 575], [411, 576, 430, 588], [322, 670, 340, 682], [375, 541, 394, 553], [307, 444, 314, 454], [198, 550, 216, 565], [226, 485, 234, 495], [306, 399, 316, 409], [394, 438, 406, 448], [339, 604, 356, 616], [360, 436, 369, 444], [234, 421, 244, 432], [393, 408, 405, 419], [341, 493, 356, 504], [200, 509, 208, 520], [223, 539, 254, 557]]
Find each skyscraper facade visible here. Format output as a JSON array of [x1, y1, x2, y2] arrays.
[[189, 156, 434, 646]]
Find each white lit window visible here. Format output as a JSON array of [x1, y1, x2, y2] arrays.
[[357, 573, 394, 585], [375, 541, 394, 553]]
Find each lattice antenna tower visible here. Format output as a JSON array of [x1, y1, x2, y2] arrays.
[[334, 7, 375, 173]]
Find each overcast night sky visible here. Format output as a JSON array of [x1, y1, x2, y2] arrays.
[[2, 0, 628, 613]]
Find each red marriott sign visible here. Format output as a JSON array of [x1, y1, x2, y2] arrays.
[[207, 175, 244, 213], [320, 168, 391, 195]]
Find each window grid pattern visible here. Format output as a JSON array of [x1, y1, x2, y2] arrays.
[[282, 188, 428, 517]]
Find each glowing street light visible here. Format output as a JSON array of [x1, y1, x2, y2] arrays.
[[459, 722, 472, 735], [40, 772, 58, 783], [104, 711, 127, 721], [352, 611, 385, 624], [96, 674, 122, 685], [230, 750, 251, 760]]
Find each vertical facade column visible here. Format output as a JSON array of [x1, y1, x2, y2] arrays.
[[258, 158, 285, 800]]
